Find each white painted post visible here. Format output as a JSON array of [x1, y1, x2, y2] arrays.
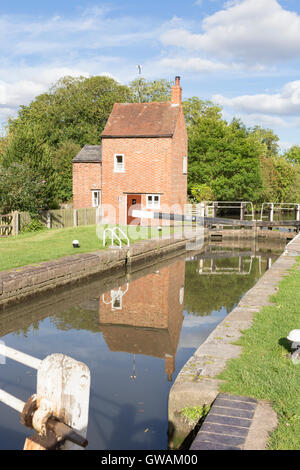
[[268, 257, 272, 270], [73, 209, 78, 227], [269, 203, 274, 222], [199, 202, 205, 218], [47, 211, 51, 229], [199, 259, 203, 274], [295, 204, 300, 222], [240, 203, 246, 221], [13, 211, 19, 236], [36, 354, 90, 450]]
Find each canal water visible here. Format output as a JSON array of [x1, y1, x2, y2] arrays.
[[0, 238, 286, 450]]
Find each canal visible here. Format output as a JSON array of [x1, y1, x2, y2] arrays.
[[0, 238, 286, 450]]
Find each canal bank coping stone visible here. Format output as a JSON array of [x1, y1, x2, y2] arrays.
[[0, 227, 292, 306], [168, 233, 300, 450], [0, 232, 200, 305]]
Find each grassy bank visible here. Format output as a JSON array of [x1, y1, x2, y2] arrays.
[[218, 260, 300, 450], [0, 225, 172, 272]]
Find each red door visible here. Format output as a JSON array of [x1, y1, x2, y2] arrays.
[[127, 195, 142, 225]]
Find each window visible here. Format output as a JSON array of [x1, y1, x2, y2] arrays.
[[114, 154, 125, 173], [183, 156, 187, 174], [146, 194, 160, 209], [92, 190, 101, 207], [111, 290, 122, 310]]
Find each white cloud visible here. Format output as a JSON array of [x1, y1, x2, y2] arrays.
[[213, 81, 300, 116], [161, 0, 300, 68], [0, 6, 161, 126], [159, 56, 235, 72]]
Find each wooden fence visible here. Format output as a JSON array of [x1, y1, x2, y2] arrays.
[[18, 207, 101, 233], [0, 212, 19, 237]]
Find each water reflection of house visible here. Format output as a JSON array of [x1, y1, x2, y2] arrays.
[[99, 260, 185, 381]]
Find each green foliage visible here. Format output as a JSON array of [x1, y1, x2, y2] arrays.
[[187, 109, 263, 202], [2, 75, 132, 205], [21, 217, 46, 233], [190, 183, 214, 202], [129, 77, 172, 103], [283, 145, 300, 164], [250, 125, 280, 157], [182, 97, 223, 127], [181, 405, 210, 424], [0, 163, 50, 215], [1, 73, 300, 208], [53, 140, 82, 202]]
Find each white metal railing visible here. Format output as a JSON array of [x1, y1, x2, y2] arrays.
[[260, 202, 300, 222], [185, 202, 255, 221], [103, 226, 130, 249]]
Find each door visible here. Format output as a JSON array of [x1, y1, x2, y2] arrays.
[[127, 195, 142, 225]]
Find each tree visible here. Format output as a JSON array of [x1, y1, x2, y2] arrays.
[[129, 77, 172, 103], [283, 145, 300, 165], [53, 141, 82, 203], [250, 126, 280, 157], [190, 183, 214, 202], [186, 105, 264, 202], [182, 97, 223, 127], [2, 75, 132, 204], [0, 163, 50, 214]]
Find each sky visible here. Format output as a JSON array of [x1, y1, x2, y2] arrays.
[[1, 0, 300, 151]]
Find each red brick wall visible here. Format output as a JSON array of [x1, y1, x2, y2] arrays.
[[72, 105, 187, 219], [73, 163, 102, 209], [101, 136, 172, 224], [101, 110, 187, 224], [169, 107, 188, 210]]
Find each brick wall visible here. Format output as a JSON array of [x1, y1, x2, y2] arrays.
[[101, 113, 187, 225], [73, 162, 102, 209]]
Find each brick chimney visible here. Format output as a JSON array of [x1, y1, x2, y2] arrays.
[[171, 76, 182, 106]]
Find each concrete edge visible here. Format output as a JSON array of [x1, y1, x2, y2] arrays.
[[168, 236, 300, 449], [0, 233, 202, 306]]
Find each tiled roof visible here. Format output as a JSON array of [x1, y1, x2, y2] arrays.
[[101, 102, 180, 138], [72, 145, 102, 163]]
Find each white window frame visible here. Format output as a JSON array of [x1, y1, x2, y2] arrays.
[[114, 154, 125, 173], [146, 194, 161, 209], [183, 156, 187, 175], [111, 290, 122, 310], [92, 190, 101, 208]]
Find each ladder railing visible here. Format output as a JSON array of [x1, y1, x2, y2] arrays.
[[103, 226, 130, 249]]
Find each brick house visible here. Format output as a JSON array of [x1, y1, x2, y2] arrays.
[[72, 76, 187, 225]]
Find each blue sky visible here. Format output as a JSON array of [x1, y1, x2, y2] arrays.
[[1, 0, 300, 151]]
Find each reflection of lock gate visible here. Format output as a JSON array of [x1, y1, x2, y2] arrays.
[[186, 254, 273, 276], [0, 344, 90, 450], [102, 283, 129, 310]]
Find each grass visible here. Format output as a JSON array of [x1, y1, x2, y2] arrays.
[[181, 405, 210, 426], [0, 224, 173, 272], [218, 260, 300, 450]]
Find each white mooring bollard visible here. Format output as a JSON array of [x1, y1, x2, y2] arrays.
[[0, 344, 90, 451]]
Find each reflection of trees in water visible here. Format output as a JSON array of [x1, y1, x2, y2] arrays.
[[183, 257, 267, 317], [51, 306, 100, 333]]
